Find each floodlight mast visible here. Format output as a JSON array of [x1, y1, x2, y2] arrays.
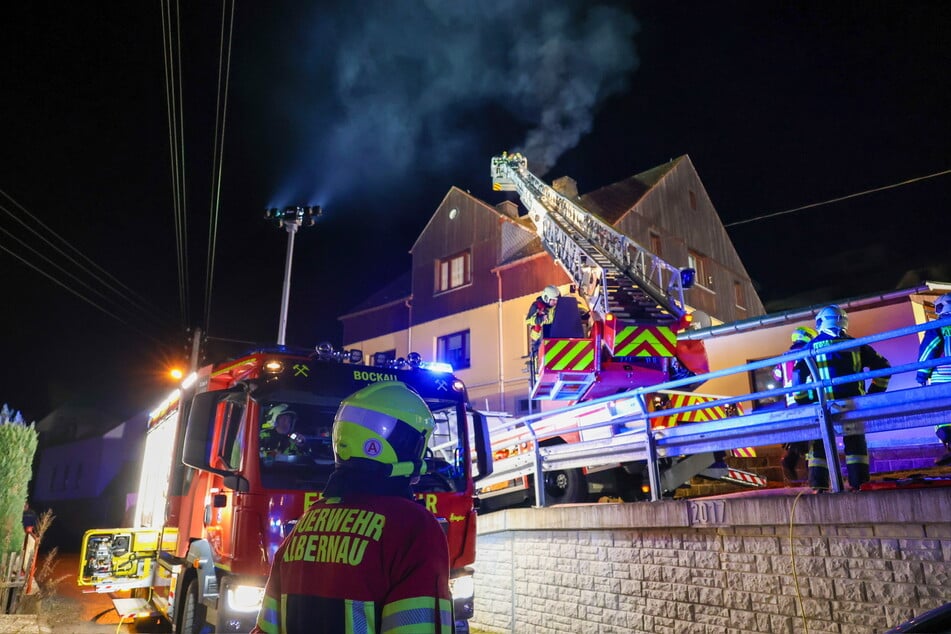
[[264, 205, 321, 346]]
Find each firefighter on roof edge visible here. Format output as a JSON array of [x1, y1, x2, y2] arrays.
[[253, 381, 452, 634], [916, 292, 951, 466], [526, 285, 561, 356], [772, 325, 816, 483], [794, 305, 891, 491]]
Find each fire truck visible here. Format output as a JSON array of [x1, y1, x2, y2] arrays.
[[479, 153, 763, 508], [78, 345, 493, 634]]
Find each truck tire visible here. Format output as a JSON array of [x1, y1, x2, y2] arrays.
[[542, 468, 586, 504], [178, 578, 209, 634]]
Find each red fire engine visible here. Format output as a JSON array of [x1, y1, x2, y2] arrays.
[[78, 345, 492, 633]]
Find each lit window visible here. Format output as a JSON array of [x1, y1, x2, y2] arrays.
[[748, 358, 783, 411], [436, 250, 471, 293], [437, 330, 470, 370]]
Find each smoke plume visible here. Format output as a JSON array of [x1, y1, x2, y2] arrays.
[[268, 0, 639, 203]]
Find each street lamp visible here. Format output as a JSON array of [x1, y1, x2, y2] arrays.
[[264, 205, 322, 346]]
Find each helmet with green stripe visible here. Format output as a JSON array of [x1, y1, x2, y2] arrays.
[[332, 381, 435, 478]]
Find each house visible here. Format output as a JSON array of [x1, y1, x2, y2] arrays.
[[340, 156, 764, 414], [31, 406, 146, 548]]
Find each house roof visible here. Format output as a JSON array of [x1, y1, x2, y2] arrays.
[[578, 156, 683, 224], [339, 271, 412, 318]]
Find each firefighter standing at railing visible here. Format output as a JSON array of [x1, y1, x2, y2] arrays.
[[794, 305, 891, 491], [253, 381, 452, 634], [773, 325, 816, 483], [916, 292, 951, 466], [526, 285, 561, 356]]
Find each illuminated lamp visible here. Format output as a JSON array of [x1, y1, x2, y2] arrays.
[[406, 352, 422, 367], [263, 360, 284, 374], [169, 368, 184, 381], [680, 268, 696, 289]]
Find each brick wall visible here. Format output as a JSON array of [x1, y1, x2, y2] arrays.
[[471, 488, 951, 633]]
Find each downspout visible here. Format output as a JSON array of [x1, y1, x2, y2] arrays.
[[496, 270, 505, 411], [405, 299, 413, 354]]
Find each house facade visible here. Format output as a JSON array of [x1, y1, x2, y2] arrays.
[[339, 156, 765, 414]]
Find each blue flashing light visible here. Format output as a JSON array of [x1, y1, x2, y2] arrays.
[[420, 360, 453, 373], [680, 268, 696, 290]]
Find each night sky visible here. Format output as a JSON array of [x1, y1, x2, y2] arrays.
[[2, 2, 949, 422]]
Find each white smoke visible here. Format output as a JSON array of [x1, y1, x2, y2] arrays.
[[273, 0, 639, 201]]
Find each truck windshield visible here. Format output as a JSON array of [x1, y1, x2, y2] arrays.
[[257, 399, 468, 494], [259, 400, 336, 490]]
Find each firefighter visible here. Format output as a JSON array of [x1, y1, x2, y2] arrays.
[[794, 305, 891, 491], [916, 292, 951, 465], [526, 285, 560, 355], [260, 404, 302, 459], [772, 326, 816, 483], [253, 381, 452, 634]]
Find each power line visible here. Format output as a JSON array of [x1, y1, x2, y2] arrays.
[[0, 191, 174, 327], [204, 0, 236, 337], [724, 168, 951, 228]]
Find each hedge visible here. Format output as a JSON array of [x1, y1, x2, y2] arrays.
[[0, 405, 38, 553]]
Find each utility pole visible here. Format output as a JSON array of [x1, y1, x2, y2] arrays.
[[264, 205, 321, 346]]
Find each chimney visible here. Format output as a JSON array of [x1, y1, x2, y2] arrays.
[[495, 200, 520, 219], [553, 176, 579, 199]]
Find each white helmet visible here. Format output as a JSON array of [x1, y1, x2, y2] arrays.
[[541, 285, 561, 304], [815, 305, 848, 336], [934, 293, 951, 319]]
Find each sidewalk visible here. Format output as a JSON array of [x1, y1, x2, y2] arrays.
[[0, 615, 45, 634]]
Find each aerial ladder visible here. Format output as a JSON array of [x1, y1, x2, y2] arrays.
[[491, 152, 703, 402], [485, 153, 764, 501]]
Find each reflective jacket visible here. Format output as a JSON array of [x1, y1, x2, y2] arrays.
[[774, 340, 811, 406], [525, 297, 554, 342], [252, 472, 452, 634], [917, 325, 951, 385], [793, 331, 890, 404]]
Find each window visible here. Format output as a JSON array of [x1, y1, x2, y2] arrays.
[[650, 232, 662, 257], [688, 190, 697, 210], [748, 358, 783, 411], [218, 400, 247, 470], [436, 250, 471, 293], [687, 250, 708, 287], [734, 280, 746, 309], [437, 330, 470, 370]]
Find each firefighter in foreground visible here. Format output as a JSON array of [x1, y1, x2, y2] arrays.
[[772, 326, 816, 483], [916, 292, 951, 465], [253, 381, 453, 634], [794, 305, 891, 491], [526, 285, 560, 356]]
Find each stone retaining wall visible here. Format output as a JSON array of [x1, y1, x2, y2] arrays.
[[470, 488, 951, 633]]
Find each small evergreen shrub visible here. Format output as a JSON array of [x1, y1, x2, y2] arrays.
[[0, 404, 38, 553]]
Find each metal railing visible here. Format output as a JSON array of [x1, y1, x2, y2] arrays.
[[478, 316, 951, 503]]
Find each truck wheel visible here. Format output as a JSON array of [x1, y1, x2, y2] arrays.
[[543, 468, 586, 504], [178, 578, 209, 634]]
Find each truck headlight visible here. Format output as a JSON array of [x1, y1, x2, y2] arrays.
[[226, 585, 265, 613], [449, 575, 474, 602]]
